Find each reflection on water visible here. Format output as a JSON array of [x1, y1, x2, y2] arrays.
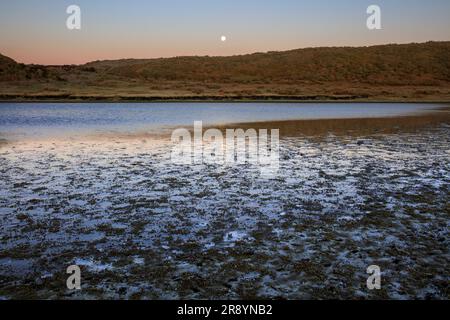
[[0, 102, 448, 140], [222, 112, 450, 138]]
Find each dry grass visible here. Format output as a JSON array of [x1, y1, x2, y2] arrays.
[[1, 42, 450, 101]]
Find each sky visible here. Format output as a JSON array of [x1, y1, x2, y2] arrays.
[[1, 0, 449, 65]]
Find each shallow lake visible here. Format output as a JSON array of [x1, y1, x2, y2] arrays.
[[0, 102, 447, 139]]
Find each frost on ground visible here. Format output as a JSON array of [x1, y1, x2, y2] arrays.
[[0, 122, 449, 299]]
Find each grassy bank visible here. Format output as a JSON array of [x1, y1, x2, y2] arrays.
[[1, 94, 450, 103]]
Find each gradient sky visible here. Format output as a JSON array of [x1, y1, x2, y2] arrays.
[[1, 0, 450, 65]]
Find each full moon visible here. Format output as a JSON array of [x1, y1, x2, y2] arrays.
[[221, 36, 227, 42]]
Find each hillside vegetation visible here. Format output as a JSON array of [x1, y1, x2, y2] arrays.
[[1, 42, 450, 101]]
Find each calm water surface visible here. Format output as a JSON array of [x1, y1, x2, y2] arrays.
[[0, 102, 446, 139]]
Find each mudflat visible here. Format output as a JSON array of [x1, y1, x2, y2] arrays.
[[0, 108, 448, 299]]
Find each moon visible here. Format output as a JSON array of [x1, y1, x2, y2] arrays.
[[221, 35, 227, 42]]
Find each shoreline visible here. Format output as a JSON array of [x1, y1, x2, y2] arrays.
[[1, 95, 450, 104]]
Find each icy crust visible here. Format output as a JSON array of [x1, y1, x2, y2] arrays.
[[0, 126, 449, 299]]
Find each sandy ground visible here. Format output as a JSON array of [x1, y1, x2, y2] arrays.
[[0, 116, 449, 299]]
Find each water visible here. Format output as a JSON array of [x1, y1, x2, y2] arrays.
[[0, 102, 446, 139]]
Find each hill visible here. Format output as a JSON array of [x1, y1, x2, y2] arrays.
[[1, 41, 450, 101]]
